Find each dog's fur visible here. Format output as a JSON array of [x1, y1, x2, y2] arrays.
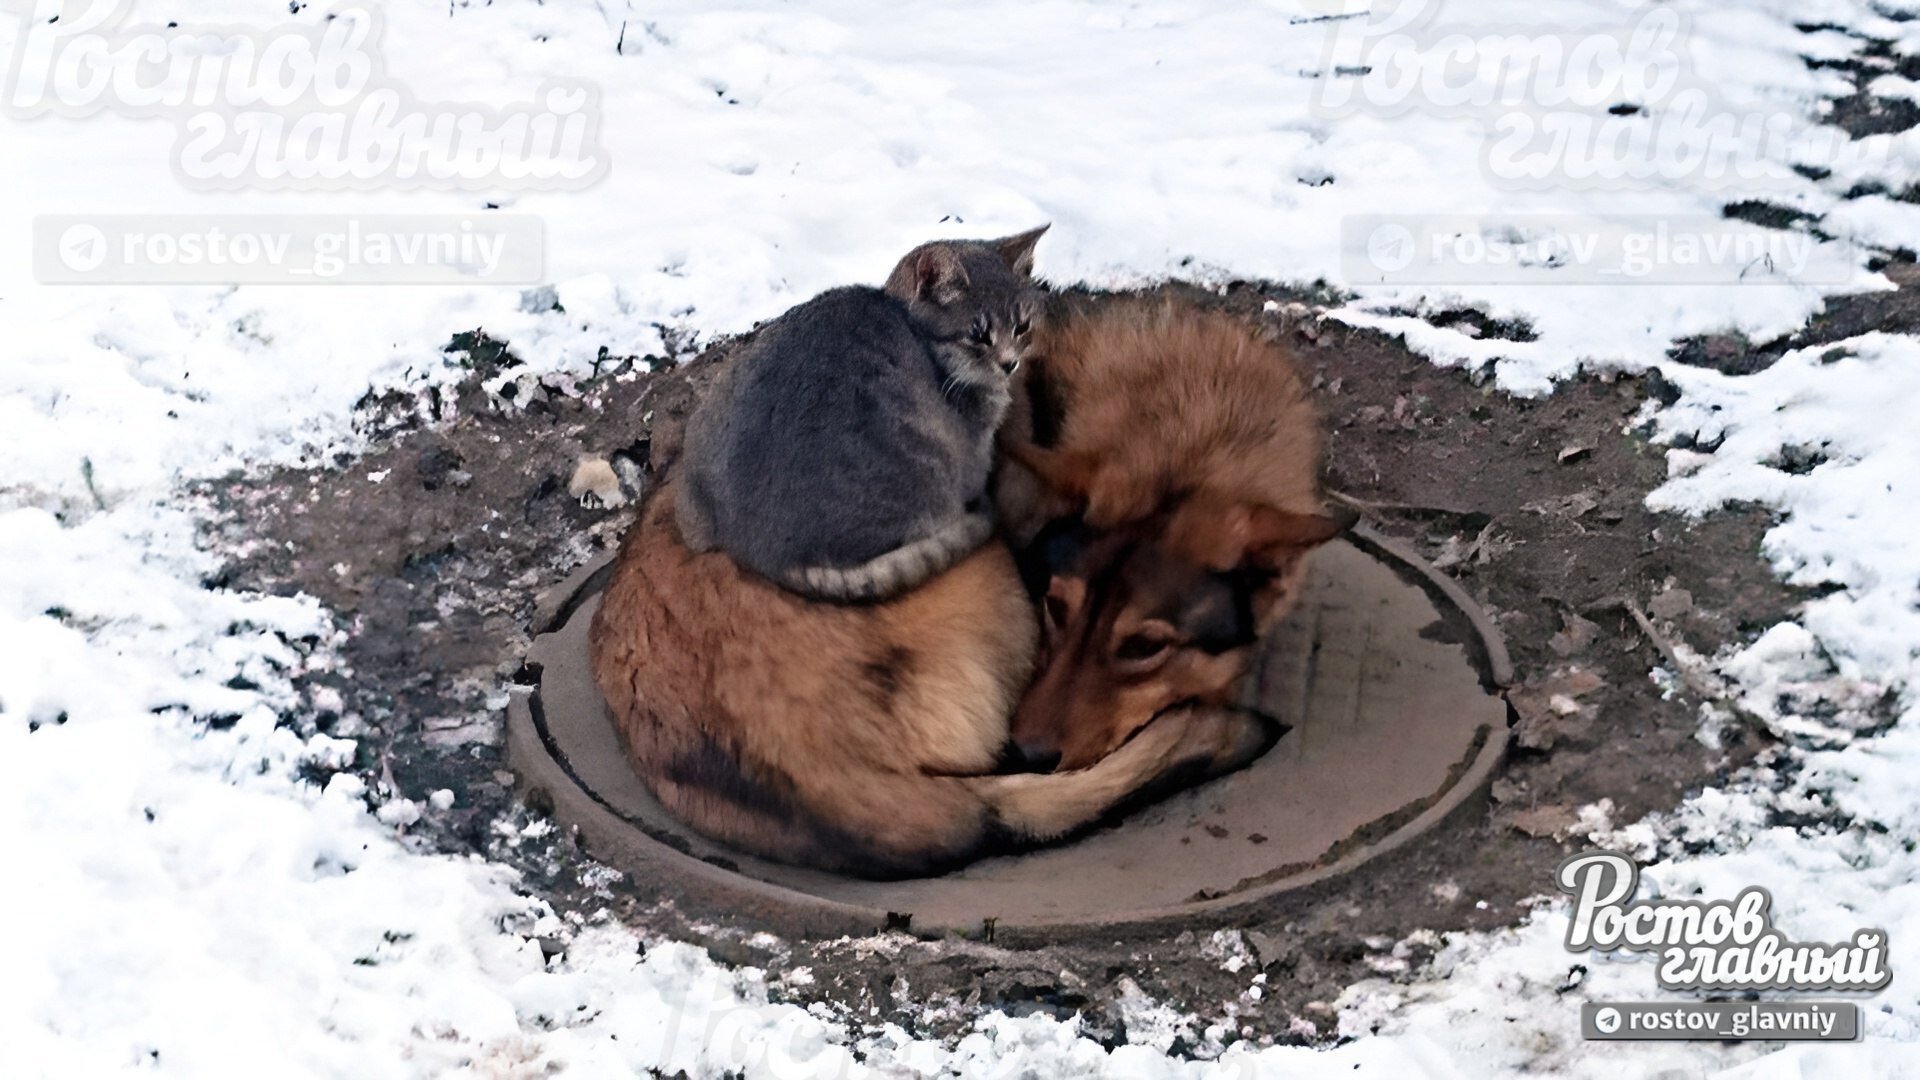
[[1000, 300, 1349, 770], [589, 480, 1277, 878]]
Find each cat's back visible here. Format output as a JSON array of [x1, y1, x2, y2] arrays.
[[740, 285, 923, 387], [782, 284, 907, 328], [687, 284, 929, 470], [677, 282, 954, 555]]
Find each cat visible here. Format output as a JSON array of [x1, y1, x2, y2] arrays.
[[675, 226, 1049, 602]]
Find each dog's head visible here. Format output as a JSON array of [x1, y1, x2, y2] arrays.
[[1008, 498, 1351, 771]]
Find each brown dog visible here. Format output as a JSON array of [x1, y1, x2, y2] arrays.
[[1002, 299, 1349, 770], [588, 481, 1276, 878]]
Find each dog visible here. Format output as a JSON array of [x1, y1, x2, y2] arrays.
[[588, 479, 1277, 878], [999, 299, 1351, 770]]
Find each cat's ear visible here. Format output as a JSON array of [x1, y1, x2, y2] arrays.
[[992, 224, 1050, 279], [886, 244, 971, 306]]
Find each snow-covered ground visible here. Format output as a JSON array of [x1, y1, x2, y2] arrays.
[[4, 0, 1920, 1075]]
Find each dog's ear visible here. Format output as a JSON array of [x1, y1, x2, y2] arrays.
[[991, 224, 1050, 278], [886, 244, 971, 305], [1005, 442, 1099, 503], [1242, 504, 1356, 571]]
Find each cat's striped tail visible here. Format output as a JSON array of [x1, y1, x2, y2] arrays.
[[784, 512, 995, 602]]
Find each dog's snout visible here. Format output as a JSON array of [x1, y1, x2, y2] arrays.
[[1004, 739, 1062, 773], [999, 358, 1020, 376]]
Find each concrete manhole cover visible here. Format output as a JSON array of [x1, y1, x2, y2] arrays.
[[507, 525, 1510, 939]]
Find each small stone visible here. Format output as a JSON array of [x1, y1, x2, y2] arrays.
[[611, 456, 647, 501]]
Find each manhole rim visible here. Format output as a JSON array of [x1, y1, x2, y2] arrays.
[[508, 522, 1511, 938]]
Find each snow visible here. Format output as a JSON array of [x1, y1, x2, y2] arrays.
[[1652, 333, 1920, 692], [4, 0, 1920, 1075]]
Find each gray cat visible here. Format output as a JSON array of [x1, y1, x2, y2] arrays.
[[677, 226, 1049, 602]]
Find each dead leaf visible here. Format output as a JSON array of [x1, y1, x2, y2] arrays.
[[1508, 668, 1607, 750], [1510, 704, 1559, 750], [1548, 610, 1602, 657], [1509, 804, 1580, 838], [1431, 522, 1515, 570], [1523, 490, 1601, 519]]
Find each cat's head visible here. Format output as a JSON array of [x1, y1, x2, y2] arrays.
[[884, 225, 1049, 389]]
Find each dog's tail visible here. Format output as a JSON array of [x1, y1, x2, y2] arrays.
[[784, 512, 994, 602]]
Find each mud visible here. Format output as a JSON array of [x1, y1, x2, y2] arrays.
[[206, 278, 1826, 1051]]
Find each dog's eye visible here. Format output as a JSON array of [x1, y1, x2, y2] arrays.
[[1114, 633, 1171, 663], [1014, 314, 1032, 337], [970, 314, 992, 344]]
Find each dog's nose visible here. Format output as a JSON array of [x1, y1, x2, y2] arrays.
[[999, 359, 1020, 375], [1005, 740, 1061, 773]]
